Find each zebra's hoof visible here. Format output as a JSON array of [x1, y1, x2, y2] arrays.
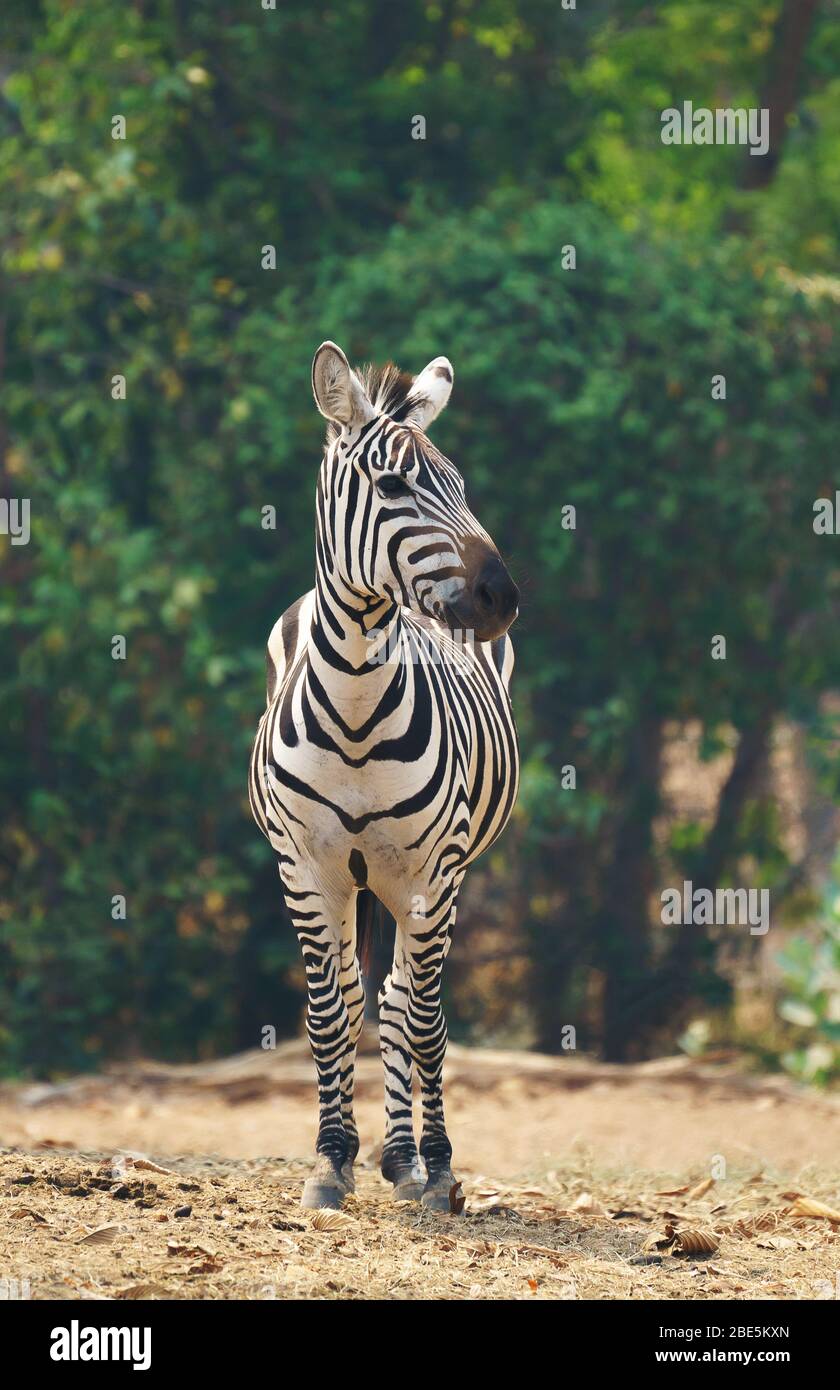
[[421, 1188, 454, 1213], [301, 1177, 346, 1209], [421, 1173, 461, 1213], [341, 1161, 356, 1193], [392, 1177, 425, 1203]]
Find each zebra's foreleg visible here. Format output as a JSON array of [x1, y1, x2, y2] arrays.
[[402, 891, 459, 1212], [336, 911, 365, 1191], [285, 880, 356, 1208], [378, 941, 424, 1201]]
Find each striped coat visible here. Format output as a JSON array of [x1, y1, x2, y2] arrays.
[[249, 343, 519, 1209]]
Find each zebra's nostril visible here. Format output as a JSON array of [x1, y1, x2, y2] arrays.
[[471, 557, 518, 627], [476, 582, 495, 613]]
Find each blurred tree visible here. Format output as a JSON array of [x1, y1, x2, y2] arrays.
[[739, 0, 820, 190], [1, 0, 839, 1072]]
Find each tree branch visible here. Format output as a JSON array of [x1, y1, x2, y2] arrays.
[[740, 0, 820, 191]]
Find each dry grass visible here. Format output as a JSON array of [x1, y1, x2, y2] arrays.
[[2, 1152, 839, 1301], [2, 1037, 839, 1300]]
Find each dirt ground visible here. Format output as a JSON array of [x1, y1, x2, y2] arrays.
[[2, 1031, 839, 1301]]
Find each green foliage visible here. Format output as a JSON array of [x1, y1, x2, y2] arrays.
[[2, 0, 840, 1072], [778, 862, 840, 1086]]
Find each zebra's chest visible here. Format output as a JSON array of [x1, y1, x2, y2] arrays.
[[267, 724, 454, 826], [250, 630, 518, 883], [259, 730, 455, 888]]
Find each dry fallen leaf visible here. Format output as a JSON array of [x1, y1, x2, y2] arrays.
[[166, 1239, 217, 1257], [449, 1182, 466, 1215], [787, 1196, 840, 1224], [571, 1191, 609, 1215], [78, 1224, 120, 1246], [653, 1185, 690, 1197], [643, 1225, 677, 1254], [642, 1224, 719, 1257], [672, 1228, 719, 1256], [686, 1177, 715, 1201], [309, 1209, 356, 1233], [469, 1194, 515, 1214], [10, 1207, 47, 1223]]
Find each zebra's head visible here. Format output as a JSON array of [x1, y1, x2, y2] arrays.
[[311, 341, 519, 643]]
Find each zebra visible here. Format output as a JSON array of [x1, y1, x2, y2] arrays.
[[249, 342, 520, 1210]]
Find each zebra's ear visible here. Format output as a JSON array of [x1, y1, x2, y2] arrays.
[[311, 342, 375, 428], [404, 356, 454, 430]]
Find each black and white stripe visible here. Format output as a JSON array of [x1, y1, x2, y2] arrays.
[[249, 342, 519, 1209]]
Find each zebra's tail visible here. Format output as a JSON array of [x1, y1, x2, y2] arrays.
[[355, 888, 386, 976]]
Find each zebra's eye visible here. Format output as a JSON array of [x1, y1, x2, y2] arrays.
[[377, 473, 411, 499]]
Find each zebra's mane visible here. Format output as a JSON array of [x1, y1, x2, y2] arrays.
[[325, 361, 430, 443]]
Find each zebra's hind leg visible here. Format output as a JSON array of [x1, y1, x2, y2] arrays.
[[284, 878, 357, 1209], [378, 944, 425, 1202], [402, 891, 459, 1213]]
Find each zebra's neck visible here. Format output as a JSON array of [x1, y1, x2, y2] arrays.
[[307, 579, 404, 729], [311, 568, 400, 664], [309, 443, 405, 723]]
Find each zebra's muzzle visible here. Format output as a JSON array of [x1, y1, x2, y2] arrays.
[[445, 554, 519, 643]]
